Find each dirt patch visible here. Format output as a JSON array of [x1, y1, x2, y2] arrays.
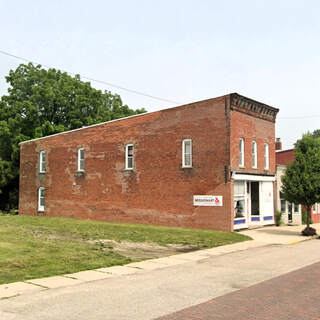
[[33, 231, 201, 260], [91, 239, 200, 260]]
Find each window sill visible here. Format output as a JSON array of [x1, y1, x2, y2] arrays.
[[38, 209, 45, 213], [124, 168, 134, 171], [182, 166, 192, 169], [75, 171, 85, 178]]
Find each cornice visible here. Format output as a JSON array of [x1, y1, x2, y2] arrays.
[[230, 93, 279, 122]]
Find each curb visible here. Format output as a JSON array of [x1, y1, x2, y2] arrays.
[[1, 235, 318, 300]]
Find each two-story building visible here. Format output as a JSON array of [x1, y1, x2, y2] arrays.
[[19, 93, 279, 231]]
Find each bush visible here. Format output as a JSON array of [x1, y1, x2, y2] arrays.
[[301, 226, 317, 236], [302, 211, 313, 225], [275, 210, 283, 226]]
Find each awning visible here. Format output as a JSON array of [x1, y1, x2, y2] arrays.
[[232, 173, 276, 182]]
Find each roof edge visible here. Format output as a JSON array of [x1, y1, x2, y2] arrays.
[[19, 93, 231, 145]]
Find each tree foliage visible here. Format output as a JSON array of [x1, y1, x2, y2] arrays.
[[281, 133, 320, 232], [0, 63, 146, 209], [312, 129, 320, 139]]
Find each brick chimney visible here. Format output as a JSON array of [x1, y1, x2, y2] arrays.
[[275, 138, 282, 151]]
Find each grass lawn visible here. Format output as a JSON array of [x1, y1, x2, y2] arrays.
[[0, 214, 251, 285]]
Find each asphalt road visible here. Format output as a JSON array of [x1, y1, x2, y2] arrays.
[[1, 239, 320, 320]]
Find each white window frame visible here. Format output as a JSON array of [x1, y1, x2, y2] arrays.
[[264, 143, 269, 170], [239, 138, 245, 167], [39, 150, 46, 173], [38, 187, 45, 212], [182, 139, 192, 168], [125, 144, 134, 170], [78, 148, 85, 172], [313, 204, 317, 214], [252, 141, 257, 168]]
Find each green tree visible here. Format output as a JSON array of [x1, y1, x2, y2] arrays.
[[0, 63, 146, 210], [312, 129, 320, 139], [281, 134, 320, 235]]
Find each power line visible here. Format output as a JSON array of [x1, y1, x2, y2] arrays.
[[279, 115, 320, 119], [0, 49, 181, 105]]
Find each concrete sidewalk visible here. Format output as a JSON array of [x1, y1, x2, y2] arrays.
[[0, 223, 319, 300], [239, 223, 320, 244]]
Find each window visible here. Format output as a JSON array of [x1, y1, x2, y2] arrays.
[[78, 148, 85, 171], [182, 139, 192, 168], [264, 143, 269, 170], [234, 181, 246, 218], [239, 138, 244, 167], [39, 151, 46, 173], [313, 204, 317, 213], [281, 199, 286, 212], [125, 144, 134, 170], [252, 141, 257, 168], [38, 187, 45, 212], [294, 204, 299, 213]]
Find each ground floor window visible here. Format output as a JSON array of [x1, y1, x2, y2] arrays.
[[234, 181, 246, 218], [281, 199, 286, 212], [38, 187, 45, 212]]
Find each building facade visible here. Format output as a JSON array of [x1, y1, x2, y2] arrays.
[[19, 93, 279, 231], [276, 148, 320, 224]]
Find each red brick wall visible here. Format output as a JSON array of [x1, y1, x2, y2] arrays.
[[230, 111, 276, 175], [276, 149, 295, 165], [19, 96, 234, 231]]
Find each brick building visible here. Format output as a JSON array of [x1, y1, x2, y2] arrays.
[[276, 148, 320, 224], [19, 93, 279, 231]]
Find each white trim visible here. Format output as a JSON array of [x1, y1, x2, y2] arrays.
[[39, 150, 46, 173], [125, 144, 134, 170], [239, 138, 245, 167], [77, 148, 85, 171], [264, 143, 269, 170], [182, 139, 192, 168], [38, 187, 45, 212], [233, 173, 276, 182], [252, 141, 257, 168]]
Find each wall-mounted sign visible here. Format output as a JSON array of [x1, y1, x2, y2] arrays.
[[193, 195, 223, 207]]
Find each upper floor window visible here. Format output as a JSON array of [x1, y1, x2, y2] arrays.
[[39, 151, 46, 173], [252, 141, 257, 168], [125, 144, 134, 170], [78, 148, 85, 171], [38, 187, 45, 212], [182, 139, 192, 168], [264, 143, 269, 170], [239, 138, 244, 167]]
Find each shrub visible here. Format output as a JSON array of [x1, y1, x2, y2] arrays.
[[301, 226, 317, 236], [302, 211, 313, 225], [275, 210, 283, 226]]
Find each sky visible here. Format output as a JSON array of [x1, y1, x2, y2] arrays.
[[0, 0, 320, 149]]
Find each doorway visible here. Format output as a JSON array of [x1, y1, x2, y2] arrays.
[[288, 203, 293, 222], [251, 182, 260, 218]]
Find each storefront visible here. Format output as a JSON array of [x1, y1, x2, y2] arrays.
[[233, 173, 275, 230]]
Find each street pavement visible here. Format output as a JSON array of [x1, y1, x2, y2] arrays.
[[0, 224, 320, 320]]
